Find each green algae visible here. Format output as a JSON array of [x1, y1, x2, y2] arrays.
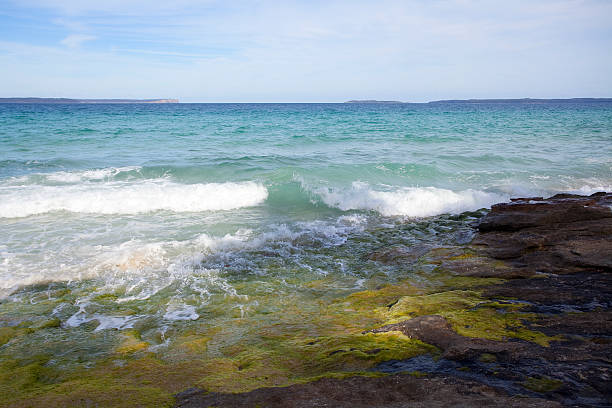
[[478, 353, 497, 363], [39, 319, 61, 329], [0, 326, 34, 347], [522, 376, 563, 393], [116, 330, 149, 354], [386, 290, 482, 323], [374, 284, 557, 347], [448, 307, 557, 346], [0, 237, 562, 407]]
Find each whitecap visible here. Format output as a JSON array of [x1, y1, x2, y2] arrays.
[[0, 180, 268, 218], [313, 182, 505, 217]]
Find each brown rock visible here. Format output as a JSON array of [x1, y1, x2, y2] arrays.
[[473, 193, 612, 273], [368, 244, 431, 264], [478, 193, 612, 232], [441, 257, 535, 279], [175, 374, 561, 408]]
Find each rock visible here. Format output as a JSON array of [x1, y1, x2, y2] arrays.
[[441, 257, 535, 279], [370, 315, 529, 362], [173, 193, 612, 408], [175, 374, 560, 408], [368, 244, 431, 264], [532, 311, 612, 337], [483, 271, 612, 308], [477, 193, 612, 232], [473, 193, 612, 273]]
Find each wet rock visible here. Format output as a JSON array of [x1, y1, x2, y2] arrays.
[[477, 193, 612, 233], [473, 193, 612, 273], [375, 355, 610, 407], [532, 311, 612, 337], [483, 272, 612, 309], [441, 257, 534, 279], [175, 374, 561, 408], [368, 244, 431, 264], [370, 315, 530, 361]]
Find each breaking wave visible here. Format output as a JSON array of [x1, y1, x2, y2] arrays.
[[0, 179, 268, 218], [313, 182, 506, 217]]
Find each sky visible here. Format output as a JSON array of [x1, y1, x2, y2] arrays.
[[0, 0, 611, 102]]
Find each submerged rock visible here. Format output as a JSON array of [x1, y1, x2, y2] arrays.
[[368, 244, 431, 264]]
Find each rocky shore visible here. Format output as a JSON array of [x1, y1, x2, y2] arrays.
[[176, 193, 612, 408]]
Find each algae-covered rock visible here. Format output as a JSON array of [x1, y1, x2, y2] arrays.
[[522, 376, 564, 393], [116, 330, 149, 354], [370, 315, 533, 361]]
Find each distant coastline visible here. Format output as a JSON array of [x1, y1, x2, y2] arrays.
[[345, 100, 404, 104], [345, 98, 612, 104], [0, 98, 179, 104], [427, 97, 612, 104]]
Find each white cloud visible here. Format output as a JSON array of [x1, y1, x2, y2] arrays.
[[2, 0, 612, 100], [60, 34, 96, 48]]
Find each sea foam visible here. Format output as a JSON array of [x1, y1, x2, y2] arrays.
[[315, 182, 505, 217], [0, 180, 268, 218]]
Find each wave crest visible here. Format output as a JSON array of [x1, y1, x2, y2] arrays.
[[314, 182, 505, 217], [0, 180, 268, 218]]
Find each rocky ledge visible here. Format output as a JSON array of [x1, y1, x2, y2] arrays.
[[176, 193, 612, 408]]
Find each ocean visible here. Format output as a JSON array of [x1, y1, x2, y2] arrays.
[[0, 101, 611, 379]]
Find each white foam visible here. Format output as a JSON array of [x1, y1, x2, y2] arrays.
[[65, 302, 143, 331], [0, 180, 268, 218], [163, 304, 199, 321], [567, 184, 612, 196], [314, 182, 506, 217], [46, 167, 141, 183], [4, 166, 142, 185]]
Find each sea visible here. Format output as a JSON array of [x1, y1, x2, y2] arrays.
[[0, 101, 611, 363]]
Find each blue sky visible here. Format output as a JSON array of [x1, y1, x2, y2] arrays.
[[0, 0, 611, 102]]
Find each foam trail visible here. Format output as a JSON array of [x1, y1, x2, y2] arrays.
[[4, 166, 142, 185], [315, 182, 506, 217], [46, 166, 141, 183], [0, 180, 268, 218]]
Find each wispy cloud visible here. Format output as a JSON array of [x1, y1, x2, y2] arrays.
[[60, 34, 96, 48], [1, 0, 611, 101]]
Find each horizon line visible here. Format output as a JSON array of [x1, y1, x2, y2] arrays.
[[2, 97, 612, 104]]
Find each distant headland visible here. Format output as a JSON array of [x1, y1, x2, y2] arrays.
[[345, 100, 404, 104], [428, 97, 612, 104], [0, 98, 179, 104], [346, 98, 612, 104]]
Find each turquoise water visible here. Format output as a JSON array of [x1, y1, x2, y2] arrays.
[[0, 102, 611, 333]]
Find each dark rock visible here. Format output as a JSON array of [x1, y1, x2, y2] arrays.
[[532, 311, 612, 337], [473, 193, 612, 273], [478, 193, 612, 232], [483, 272, 612, 309], [175, 374, 560, 408]]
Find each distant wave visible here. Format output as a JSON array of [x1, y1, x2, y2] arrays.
[[4, 166, 143, 185], [0, 180, 268, 218], [312, 182, 506, 217]]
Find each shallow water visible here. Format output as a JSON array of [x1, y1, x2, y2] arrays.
[[0, 102, 611, 376]]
